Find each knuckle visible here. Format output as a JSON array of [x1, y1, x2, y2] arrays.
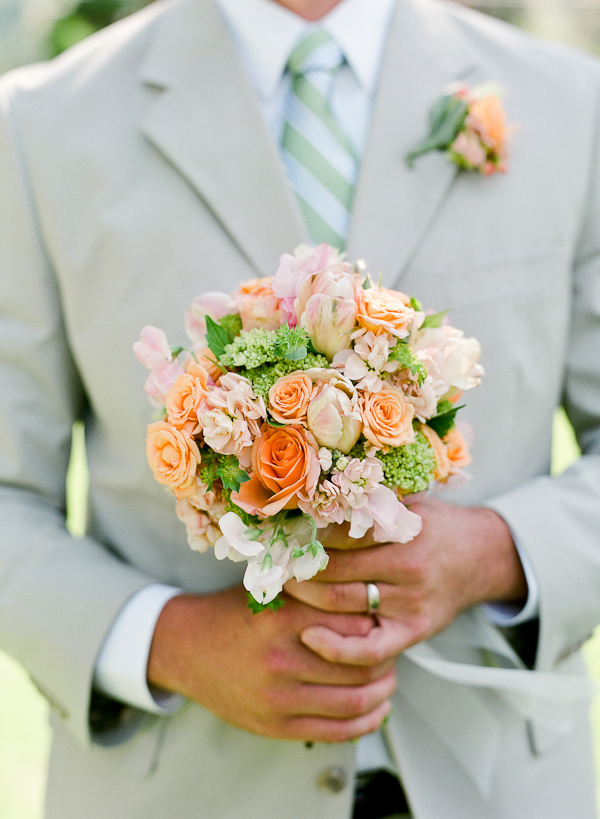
[[345, 687, 371, 716], [364, 644, 386, 665], [325, 583, 349, 610], [264, 647, 293, 676]]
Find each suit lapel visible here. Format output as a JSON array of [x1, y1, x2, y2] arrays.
[[347, 0, 480, 286], [139, 0, 307, 278]]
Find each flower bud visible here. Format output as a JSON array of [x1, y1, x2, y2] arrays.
[[301, 294, 358, 361]]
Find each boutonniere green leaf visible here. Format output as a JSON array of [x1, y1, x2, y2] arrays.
[[407, 82, 515, 175]]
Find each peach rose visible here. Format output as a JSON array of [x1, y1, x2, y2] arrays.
[[268, 372, 313, 426], [468, 95, 507, 154], [165, 373, 207, 434], [146, 421, 201, 499], [359, 386, 415, 451], [420, 424, 451, 482], [357, 287, 415, 338], [443, 426, 472, 473], [234, 276, 281, 331], [232, 424, 320, 517]]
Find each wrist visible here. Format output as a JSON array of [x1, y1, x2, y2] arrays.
[[147, 593, 209, 695], [469, 507, 528, 607]]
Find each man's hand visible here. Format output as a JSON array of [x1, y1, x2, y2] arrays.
[[284, 497, 528, 666], [146, 585, 396, 742]]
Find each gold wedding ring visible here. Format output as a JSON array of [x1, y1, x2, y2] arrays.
[[365, 582, 381, 614]]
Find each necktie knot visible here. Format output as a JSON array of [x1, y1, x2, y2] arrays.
[[286, 29, 344, 79]]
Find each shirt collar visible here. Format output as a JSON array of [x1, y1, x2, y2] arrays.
[[214, 0, 397, 102]]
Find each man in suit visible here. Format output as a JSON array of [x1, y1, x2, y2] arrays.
[[1, 0, 600, 816]]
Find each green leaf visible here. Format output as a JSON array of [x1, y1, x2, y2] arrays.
[[284, 346, 308, 361], [409, 296, 422, 311], [406, 96, 469, 166], [205, 315, 232, 361], [427, 404, 465, 439], [247, 592, 285, 614], [217, 465, 250, 493], [219, 313, 243, 339], [266, 416, 286, 428], [362, 276, 372, 290], [421, 309, 450, 329]]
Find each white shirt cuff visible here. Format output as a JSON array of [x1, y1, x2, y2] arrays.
[[93, 583, 186, 714], [482, 536, 540, 626]]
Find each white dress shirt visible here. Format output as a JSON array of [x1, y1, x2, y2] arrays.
[[93, 0, 538, 775]]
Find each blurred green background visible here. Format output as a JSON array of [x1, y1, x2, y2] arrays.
[[1, 1, 600, 817]]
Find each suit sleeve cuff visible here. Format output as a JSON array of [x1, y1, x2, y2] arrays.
[[481, 535, 540, 626], [93, 583, 186, 714]]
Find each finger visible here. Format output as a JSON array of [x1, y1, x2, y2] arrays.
[[285, 578, 376, 613], [300, 619, 413, 666], [320, 543, 414, 585], [284, 670, 397, 719], [320, 521, 378, 551], [269, 637, 396, 686], [284, 699, 393, 743]]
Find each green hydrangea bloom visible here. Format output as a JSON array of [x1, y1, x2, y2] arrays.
[[379, 430, 436, 493], [346, 442, 367, 461], [244, 354, 329, 399], [220, 329, 279, 369]]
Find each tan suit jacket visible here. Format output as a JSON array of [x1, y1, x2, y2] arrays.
[[1, 0, 600, 816]]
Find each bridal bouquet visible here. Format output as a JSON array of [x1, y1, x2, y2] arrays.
[[135, 244, 484, 610]]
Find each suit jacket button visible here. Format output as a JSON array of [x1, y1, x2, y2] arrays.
[[318, 767, 347, 793]]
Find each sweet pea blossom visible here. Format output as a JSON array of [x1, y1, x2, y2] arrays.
[[243, 538, 292, 604], [365, 484, 423, 543], [214, 512, 265, 562], [134, 325, 173, 370], [143, 360, 186, 407], [291, 546, 329, 582]]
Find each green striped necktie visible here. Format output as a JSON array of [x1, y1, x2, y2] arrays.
[[281, 29, 358, 250]]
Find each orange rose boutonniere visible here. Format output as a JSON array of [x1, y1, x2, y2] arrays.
[[406, 82, 515, 175]]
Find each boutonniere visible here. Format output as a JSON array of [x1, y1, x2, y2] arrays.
[[406, 82, 514, 175]]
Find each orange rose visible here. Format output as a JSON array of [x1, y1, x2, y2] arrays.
[[193, 348, 222, 384], [232, 424, 320, 517], [421, 424, 451, 482], [468, 96, 506, 154], [268, 372, 313, 426], [165, 373, 207, 434], [357, 287, 414, 337], [146, 420, 201, 499], [360, 386, 415, 451], [443, 426, 472, 473]]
